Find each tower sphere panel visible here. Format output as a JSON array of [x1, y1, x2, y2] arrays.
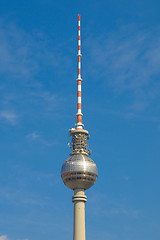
[[61, 154, 98, 190]]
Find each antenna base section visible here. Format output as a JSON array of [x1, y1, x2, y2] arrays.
[[75, 122, 84, 128]]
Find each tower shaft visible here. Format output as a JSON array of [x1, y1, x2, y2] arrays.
[[72, 189, 87, 240]]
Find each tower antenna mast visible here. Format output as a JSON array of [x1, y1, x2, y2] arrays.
[[76, 14, 83, 129]]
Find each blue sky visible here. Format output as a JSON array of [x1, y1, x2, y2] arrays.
[[0, 0, 160, 240]]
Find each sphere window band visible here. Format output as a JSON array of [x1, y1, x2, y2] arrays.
[[62, 171, 96, 177], [62, 173, 96, 182], [65, 177, 95, 182]]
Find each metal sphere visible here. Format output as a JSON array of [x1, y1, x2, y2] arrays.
[[61, 154, 98, 190]]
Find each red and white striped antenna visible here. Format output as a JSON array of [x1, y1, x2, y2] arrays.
[[76, 14, 84, 130]]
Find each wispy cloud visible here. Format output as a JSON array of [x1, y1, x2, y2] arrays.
[[26, 131, 39, 140], [0, 186, 47, 206], [85, 24, 160, 119], [13, 165, 56, 184], [123, 175, 131, 181], [30, 90, 62, 112], [103, 208, 139, 218], [91, 204, 139, 219], [0, 235, 29, 240], [0, 236, 8, 240], [26, 131, 57, 146], [0, 110, 18, 125], [0, 164, 57, 206], [0, 18, 69, 127], [88, 192, 139, 219], [0, 21, 37, 79], [0, 18, 73, 81], [85, 25, 160, 89], [17, 239, 29, 240]]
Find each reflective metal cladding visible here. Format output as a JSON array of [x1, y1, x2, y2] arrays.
[[61, 154, 98, 190]]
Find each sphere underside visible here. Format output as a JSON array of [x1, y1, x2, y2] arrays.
[[61, 154, 98, 190]]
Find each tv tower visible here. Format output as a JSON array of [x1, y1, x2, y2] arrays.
[[61, 15, 98, 240]]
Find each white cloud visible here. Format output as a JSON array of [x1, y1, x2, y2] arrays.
[[26, 131, 39, 140], [17, 239, 29, 240], [30, 90, 60, 111], [85, 26, 160, 90], [123, 175, 131, 181], [26, 131, 57, 146], [0, 19, 73, 81], [0, 235, 8, 240], [0, 21, 37, 79], [103, 208, 139, 218], [0, 186, 46, 207], [88, 192, 139, 219], [0, 110, 18, 125], [85, 24, 160, 119], [0, 19, 67, 125]]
